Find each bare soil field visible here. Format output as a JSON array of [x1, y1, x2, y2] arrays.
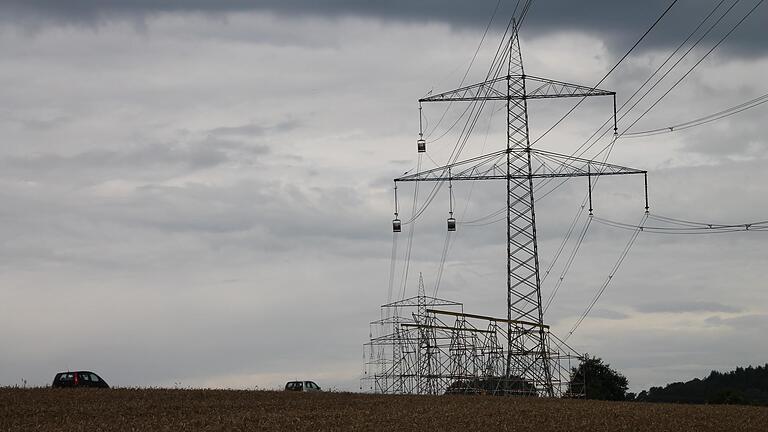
[[2, 387, 767, 431]]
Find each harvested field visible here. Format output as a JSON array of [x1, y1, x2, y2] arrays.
[[2, 387, 767, 431]]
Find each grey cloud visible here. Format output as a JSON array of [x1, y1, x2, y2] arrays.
[[705, 314, 768, 328], [12, 115, 71, 131], [128, 182, 388, 245], [0, 138, 269, 184], [681, 113, 768, 158], [208, 120, 300, 138], [0, 143, 225, 179], [589, 309, 630, 320], [635, 301, 743, 314]]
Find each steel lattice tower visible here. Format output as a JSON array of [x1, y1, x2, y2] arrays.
[[388, 22, 649, 396]]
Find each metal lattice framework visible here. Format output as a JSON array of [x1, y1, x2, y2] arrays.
[[365, 22, 648, 397], [362, 275, 584, 396]]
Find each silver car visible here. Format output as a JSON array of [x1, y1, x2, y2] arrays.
[[284, 381, 321, 392]]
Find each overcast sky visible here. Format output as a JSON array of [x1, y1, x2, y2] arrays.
[[1, 0, 766, 392]]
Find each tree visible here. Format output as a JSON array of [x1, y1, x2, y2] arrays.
[[569, 355, 629, 401]]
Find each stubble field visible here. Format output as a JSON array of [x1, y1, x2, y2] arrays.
[[2, 387, 767, 431]]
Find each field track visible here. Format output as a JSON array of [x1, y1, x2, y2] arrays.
[[2, 388, 767, 431]]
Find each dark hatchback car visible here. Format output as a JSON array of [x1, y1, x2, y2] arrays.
[[52, 371, 109, 388]]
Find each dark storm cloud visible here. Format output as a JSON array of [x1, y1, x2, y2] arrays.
[[2, 1, 766, 56]]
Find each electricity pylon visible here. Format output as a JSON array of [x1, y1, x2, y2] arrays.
[[394, 23, 648, 396]]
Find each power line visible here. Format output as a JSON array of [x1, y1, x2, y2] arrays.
[[541, 201, 587, 284], [398, 155, 423, 300], [425, 0, 503, 139], [402, 4, 524, 226], [622, 91, 768, 137], [405, 2, 545, 226], [593, 214, 768, 234], [529, 0, 680, 148], [463, 0, 691, 285], [531, 1, 763, 305], [543, 215, 593, 314], [386, 233, 399, 304], [440, 15, 672, 306], [402, 34, 514, 224], [450, 0, 683, 226], [565, 203, 768, 338], [623, 0, 765, 137], [583, 0, 763, 163], [534, 0, 735, 200], [565, 212, 649, 341]]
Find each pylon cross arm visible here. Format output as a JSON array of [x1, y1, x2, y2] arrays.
[[394, 148, 646, 183], [418, 75, 614, 103]]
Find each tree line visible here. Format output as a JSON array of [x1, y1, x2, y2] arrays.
[[444, 356, 768, 406], [570, 356, 768, 406]]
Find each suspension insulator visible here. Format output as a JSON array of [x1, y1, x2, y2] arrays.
[[417, 138, 426, 153], [393, 218, 402, 233], [447, 217, 456, 232]]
